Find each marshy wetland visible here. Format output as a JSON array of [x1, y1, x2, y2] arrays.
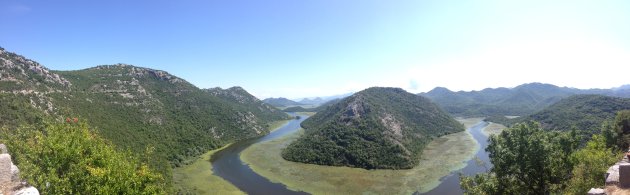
[[175, 114, 505, 194]]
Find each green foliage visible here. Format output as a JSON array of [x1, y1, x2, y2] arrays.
[[508, 95, 630, 134], [0, 94, 44, 129], [0, 48, 289, 192], [52, 65, 288, 170], [564, 134, 620, 194], [602, 110, 630, 151], [421, 83, 580, 117], [462, 113, 630, 194], [282, 87, 463, 169], [1, 122, 166, 194], [422, 83, 630, 117], [460, 122, 581, 194]]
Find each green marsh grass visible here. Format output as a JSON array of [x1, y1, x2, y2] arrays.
[[172, 120, 290, 194], [240, 118, 484, 194], [173, 143, 244, 195], [482, 122, 506, 136]]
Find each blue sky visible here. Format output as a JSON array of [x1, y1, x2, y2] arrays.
[[1, 0, 629, 99]]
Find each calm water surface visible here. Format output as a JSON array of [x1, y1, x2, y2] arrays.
[[423, 121, 491, 195], [212, 114, 492, 195], [211, 113, 308, 195]]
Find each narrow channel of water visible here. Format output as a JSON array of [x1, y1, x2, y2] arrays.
[[212, 115, 493, 195], [210, 113, 309, 195], [423, 121, 491, 195]]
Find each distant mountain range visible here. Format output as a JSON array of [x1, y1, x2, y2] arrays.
[[0, 47, 288, 183], [283, 98, 343, 112], [262, 97, 303, 107], [296, 93, 353, 105], [488, 94, 630, 134], [420, 82, 630, 117], [282, 87, 463, 169]]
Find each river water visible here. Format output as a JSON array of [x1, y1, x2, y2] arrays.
[[211, 113, 308, 195], [211, 114, 492, 195], [423, 121, 491, 195]]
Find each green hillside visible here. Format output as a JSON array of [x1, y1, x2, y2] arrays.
[[421, 83, 629, 117], [498, 95, 630, 134], [282, 87, 463, 169], [0, 47, 288, 190]]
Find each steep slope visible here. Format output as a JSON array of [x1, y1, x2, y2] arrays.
[[204, 86, 288, 122], [282, 87, 463, 169], [53, 64, 289, 166], [505, 95, 630, 133], [0, 47, 288, 180], [420, 82, 628, 117], [262, 97, 302, 107]]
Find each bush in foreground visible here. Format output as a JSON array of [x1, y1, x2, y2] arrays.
[[1, 120, 167, 194]]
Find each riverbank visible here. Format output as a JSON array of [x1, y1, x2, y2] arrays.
[[482, 122, 506, 136], [172, 143, 244, 195], [240, 118, 483, 194], [268, 119, 292, 133], [172, 119, 291, 194]]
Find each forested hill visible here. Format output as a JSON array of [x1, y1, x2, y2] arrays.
[[282, 87, 463, 169], [492, 95, 630, 134], [0, 47, 288, 181], [420, 82, 630, 117]]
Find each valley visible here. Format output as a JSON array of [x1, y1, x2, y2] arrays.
[[1, 46, 629, 194], [239, 117, 492, 194]]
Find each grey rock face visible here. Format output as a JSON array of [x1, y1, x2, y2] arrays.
[[0, 144, 7, 154], [0, 145, 39, 195]]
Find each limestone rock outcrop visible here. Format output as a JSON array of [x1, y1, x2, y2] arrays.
[[0, 144, 38, 195]]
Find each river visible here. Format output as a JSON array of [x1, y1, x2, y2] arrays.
[[211, 114, 493, 195], [211, 113, 308, 195], [423, 121, 491, 195]]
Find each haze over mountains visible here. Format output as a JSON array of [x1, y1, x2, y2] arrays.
[[420, 83, 630, 117], [489, 94, 630, 134], [263, 93, 353, 108], [261, 97, 303, 107]]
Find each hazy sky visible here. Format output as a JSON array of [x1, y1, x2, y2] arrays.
[[1, 0, 629, 99]]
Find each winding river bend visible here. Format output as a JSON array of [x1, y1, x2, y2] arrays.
[[211, 114, 493, 195], [211, 113, 308, 195]]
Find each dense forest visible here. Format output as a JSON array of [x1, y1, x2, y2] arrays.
[[0, 47, 288, 192], [282, 87, 463, 169]]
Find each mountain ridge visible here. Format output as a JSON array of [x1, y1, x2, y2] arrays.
[[490, 94, 630, 134], [0, 47, 289, 189], [420, 82, 630, 117]]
